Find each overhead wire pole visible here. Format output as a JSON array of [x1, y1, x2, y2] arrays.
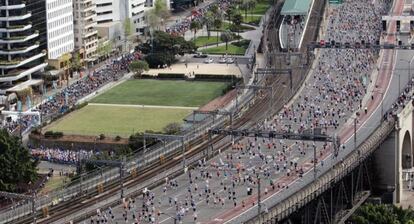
[[256, 68, 293, 92], [193, 109, 234, 129], [143, 133, 186, 170], [0, 191, 37, 224], [236, 85, 274, 117], [84, 158, 126, 199]]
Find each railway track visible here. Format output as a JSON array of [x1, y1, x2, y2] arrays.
[[11, 1, 324, 222]]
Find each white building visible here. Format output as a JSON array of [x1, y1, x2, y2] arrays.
[[95, 0, 146, 34], [46, 0, 75, 60], [73, 0, 99, 63]]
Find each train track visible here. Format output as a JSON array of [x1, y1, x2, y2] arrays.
[[12, 1, 324, 222]]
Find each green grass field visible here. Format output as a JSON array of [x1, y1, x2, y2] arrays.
[[194, 36, 222, 47], [201, 43, 247, 55], [242, 15, 262, 25], [240, 1, 270, 15], [47, 105, 192, 137], [91, 79, 228, 107]]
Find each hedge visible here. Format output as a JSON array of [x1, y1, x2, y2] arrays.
[[194, 74, 241, 82], [157, 73, 186, 79], [44, 131, 64, 139]]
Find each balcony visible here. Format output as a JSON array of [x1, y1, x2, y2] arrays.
[[84, 19, 97, 29], [0, 44, 39, 55], [0, 51, 46, 69], [0, 32, 38, 44], [84, 29, 98, 38], [0, 62, 47, 82], [0, 24, 32, 33], [0, 12, 31, 21], [82, 3, 96, 12], [0, 3, 25, 10]]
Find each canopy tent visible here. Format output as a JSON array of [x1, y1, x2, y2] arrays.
[[281, 0, 312, 16]]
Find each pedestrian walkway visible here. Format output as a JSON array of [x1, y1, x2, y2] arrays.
[[88, 103, 199, 110], [145, 62, 242, 77]]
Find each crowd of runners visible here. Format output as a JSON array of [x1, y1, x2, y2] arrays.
[[0, 52, 142, 135], [166, 0, 232, 35], [85, 0, 394, 223]]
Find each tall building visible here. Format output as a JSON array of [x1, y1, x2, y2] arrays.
[[46, 0, 75, 60], [95, 0, 146, 34], [0, 0, 48, 95], [73, 0, 98, 64]]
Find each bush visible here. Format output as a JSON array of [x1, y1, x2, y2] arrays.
[[157, 73, 186, 79], [163, 123, 182, 135], [99, 134, 106, 140], [194, 74, 240, 81], [44, 131, 63, 139], [115, 136, 122, 141], [145, 52, 176, 68], [232, 40, 251, 48]]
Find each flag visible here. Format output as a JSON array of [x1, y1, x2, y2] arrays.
[[17, 101, 22, 112], [26, 96, 31, 109]]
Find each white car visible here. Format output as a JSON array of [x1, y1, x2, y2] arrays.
[[226, 57, 235, 64], [204, 58, 214, 63], [218, 57, 227, 63]]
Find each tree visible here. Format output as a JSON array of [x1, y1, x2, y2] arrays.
[[123, 18, 133, 51], [0, 129, 38, 192], [226, 5, 237, 22], [70, 52, 82, 72], [220, 31, 233, 51], [240, 0, 250, 18], [138, 31, 195, 68], [213, 18, 223, 46], [129, 60, 149, 78], [232, 13, 243, 36], [248, 0, 257, 20], [97, 40, 113, 61], [190, 20, 202, 42], [203, 11, 215, 39], [163, 123, 181, 135], [351, 203, 414, 224]]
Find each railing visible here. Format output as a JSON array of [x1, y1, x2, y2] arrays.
[[0, 67, 258, 224]]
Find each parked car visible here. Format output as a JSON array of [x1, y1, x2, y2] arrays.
[[218, 57, 227, 63], [204, 58, 214, 63], [226, 57, 235, 64], [194, 52, 208, 58]]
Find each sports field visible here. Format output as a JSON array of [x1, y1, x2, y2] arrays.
[[91, 79, 228, 107], [47, 79, 229, 136], [47, 105, 193, 137]]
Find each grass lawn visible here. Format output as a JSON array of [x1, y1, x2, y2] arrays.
[[237, 1, 270, 15], [242, 15, 262, 25], [47, 105, 192, 137], [194, 36, 222, 47], [91, 79, 228, 107], [209, 21, 255, 32], [201, 44, 247, 55]]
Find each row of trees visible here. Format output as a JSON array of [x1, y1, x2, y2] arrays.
[[351, 203, 414, 224]]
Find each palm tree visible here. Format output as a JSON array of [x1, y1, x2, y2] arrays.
[[226, 5, 236, 23], [213, 18, 223, 46], [232, 13, 243, 36], [190, 20, 202, 42], [203, 11, 214, 39], [220, 31, 233, 51]]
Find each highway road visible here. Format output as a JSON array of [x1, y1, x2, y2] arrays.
[[81, 0, 406, 223]]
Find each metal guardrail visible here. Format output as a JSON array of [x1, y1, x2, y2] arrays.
[[0, 74, 258, 224]]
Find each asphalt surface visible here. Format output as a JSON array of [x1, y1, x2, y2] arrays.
[[82, 0, 406, 223]]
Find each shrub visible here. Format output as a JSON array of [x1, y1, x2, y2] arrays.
[[115, 136, 122, 141], [232, 40, 251, 48], [157, 73, 186, 79], [144, 52, 176, 68], [99, 134, 105, 140]]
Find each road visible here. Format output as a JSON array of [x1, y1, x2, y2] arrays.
[[82, 0, 403, 223]]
